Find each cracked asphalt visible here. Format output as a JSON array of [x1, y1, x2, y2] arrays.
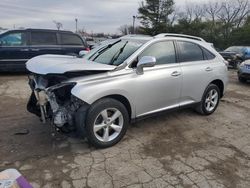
[[0, 70, 250, 188]]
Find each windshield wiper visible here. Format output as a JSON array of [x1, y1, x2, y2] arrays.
[[110, 41, 128, 65], [92, 39, 121, 61]]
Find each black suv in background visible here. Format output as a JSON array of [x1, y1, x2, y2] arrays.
[[0, 29, 89, 72]]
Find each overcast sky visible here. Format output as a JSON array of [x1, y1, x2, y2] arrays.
[[0, 0, 211, 34]]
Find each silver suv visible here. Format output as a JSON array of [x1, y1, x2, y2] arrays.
[[26, 34, 228, 148]]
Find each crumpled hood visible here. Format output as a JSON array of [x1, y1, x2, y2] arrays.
[[26, 54, 116, 75]]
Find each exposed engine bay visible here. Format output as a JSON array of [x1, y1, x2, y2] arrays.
[[27, 71, 103, 131]]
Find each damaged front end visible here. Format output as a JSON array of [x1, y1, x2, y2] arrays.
[[27, 74, 85, 130]]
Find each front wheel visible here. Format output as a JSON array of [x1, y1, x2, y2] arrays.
[[85, 98, 129, 148], [195, 84, 220, 115]]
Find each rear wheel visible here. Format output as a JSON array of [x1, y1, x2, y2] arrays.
[[85, 98, 129, 148], [195, 84, 220, 115]]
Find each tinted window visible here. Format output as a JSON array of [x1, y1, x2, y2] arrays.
[[31, 32, 57, 45], [0, 32, 26, 46], [178, 41, 204, 62], [203, 48, 215, 60], [139, 41, 176, 65], [61, 33, 83, 46]]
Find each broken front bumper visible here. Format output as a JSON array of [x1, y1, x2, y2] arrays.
[[27, 75, 79, 127]]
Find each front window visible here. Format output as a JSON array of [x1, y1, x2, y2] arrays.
[[86, 39, 146, 66], [139, 41, 176, 65], [0, 32, 26, 46]]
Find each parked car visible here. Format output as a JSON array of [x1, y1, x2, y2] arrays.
[[26, 34, 228, 148], [219, 46, 250, 69], [238, 60, 250, 83], [0, 28, 89, 72]]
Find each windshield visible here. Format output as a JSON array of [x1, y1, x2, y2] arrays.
[[225, 46, 244, 53], [84, 39, 146, 66]]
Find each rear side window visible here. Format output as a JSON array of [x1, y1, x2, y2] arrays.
[[0, 32, 26, 46], [202, 47, 216, 60], [139, 41, 176, 65], [31, 32, 57, 45], [178, 41, 204, 62], [60, 33, 84, 46]]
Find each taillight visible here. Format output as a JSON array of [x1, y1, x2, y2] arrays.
[[86, 47, 90, 51]]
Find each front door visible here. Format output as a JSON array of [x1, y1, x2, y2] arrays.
[[133, 41, 182, 117]]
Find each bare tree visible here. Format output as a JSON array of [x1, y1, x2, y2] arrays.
[[193, 4, 205, 20], [217, 0, 249, 27], [204, 2, 221, 23], [216, 0, 249, 39], [178, 3, 205, 23], [53, 21, 63, 30]]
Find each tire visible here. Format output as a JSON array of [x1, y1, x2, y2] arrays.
[[238, 76, 247, 83], [195, 84, 220, 115], [84, 98, 129, 148]]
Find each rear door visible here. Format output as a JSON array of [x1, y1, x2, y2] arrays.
[[60, 33, 87, 55], [0, 31, 29, 71], [29, 31, 61, 58], [177, 41, 217, 105]]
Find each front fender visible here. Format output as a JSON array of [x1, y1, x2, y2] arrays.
[[71, 82, 136, 118]]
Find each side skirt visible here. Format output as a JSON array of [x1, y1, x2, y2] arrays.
[[130, 102, 200, 123]]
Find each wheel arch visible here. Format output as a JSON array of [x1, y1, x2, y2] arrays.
[[98, 94, 132, 120], [210, 79, 224, 98]]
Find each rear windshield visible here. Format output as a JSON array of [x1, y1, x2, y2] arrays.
[[85, 39, 146, 66]]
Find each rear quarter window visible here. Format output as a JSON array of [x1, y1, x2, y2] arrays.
[[31, 32, 57, 45], [202, 47, 216, 60], [60, 33, 84, 46]]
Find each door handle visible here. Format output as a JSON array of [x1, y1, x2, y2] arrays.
[[171, 71, 181, 77], [20, 49, 29, 52], [205, 67, 213, 72]]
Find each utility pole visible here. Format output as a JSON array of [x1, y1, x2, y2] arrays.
[[75, 18, 78, 33], [132, 15, 136, 34]]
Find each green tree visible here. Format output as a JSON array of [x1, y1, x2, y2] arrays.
[[138, 0, 174, 35]]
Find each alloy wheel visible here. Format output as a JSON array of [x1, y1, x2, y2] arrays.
[[93, 108, 124, 142], [205, 89, 219, 112]]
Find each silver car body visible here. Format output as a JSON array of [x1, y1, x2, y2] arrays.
[[26, 34, 228, 123]]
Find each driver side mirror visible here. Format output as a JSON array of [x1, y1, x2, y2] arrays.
[[136, 56, 156, 75], [79, 50, 89, 57]]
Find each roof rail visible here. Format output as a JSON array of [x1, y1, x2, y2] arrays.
[[154, 33, 206, 42]]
